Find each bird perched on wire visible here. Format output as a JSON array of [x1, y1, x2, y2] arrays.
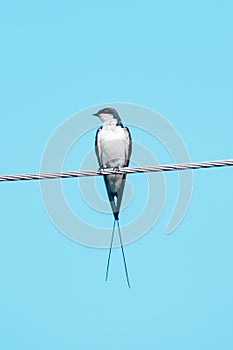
[[93, 107, 132, 288]]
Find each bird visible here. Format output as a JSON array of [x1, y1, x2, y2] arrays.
[[93, 107, 132, 288]]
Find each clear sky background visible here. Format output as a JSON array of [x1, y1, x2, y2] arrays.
[[0, 1, 233, 349]]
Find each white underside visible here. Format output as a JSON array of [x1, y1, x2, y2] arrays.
[[97, 123, 128, 196], [98, 124, 127, 168]]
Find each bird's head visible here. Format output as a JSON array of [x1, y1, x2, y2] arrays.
[[93, 108, 121, 124]]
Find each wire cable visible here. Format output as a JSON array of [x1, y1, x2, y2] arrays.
[[0, 159, 233, 182]]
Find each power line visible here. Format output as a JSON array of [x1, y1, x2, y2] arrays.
[[0, 159, 233, 182]]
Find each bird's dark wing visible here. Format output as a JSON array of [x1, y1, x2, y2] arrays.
[[115, 126, 132, 219], [124, 127, 132, 166], [95, 126, 102, 167]]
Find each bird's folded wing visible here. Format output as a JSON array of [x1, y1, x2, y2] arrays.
[[95, 126, 103, 166], [124, 127, 132, 167]]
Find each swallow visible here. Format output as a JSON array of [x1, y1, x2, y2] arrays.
[[94, 107, 132, 288]]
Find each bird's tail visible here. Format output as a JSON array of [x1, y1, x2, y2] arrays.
[[105, 220, 116, 282], [117, 220, 131, 288], [103, 174, 127, 221], [105, 219, 131, 289]]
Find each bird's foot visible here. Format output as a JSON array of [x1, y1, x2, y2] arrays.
[[113, 166, 120, 172], [98, 165, 108, 173]]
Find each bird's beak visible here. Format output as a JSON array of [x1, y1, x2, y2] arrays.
[[92, 113, 99, 117]]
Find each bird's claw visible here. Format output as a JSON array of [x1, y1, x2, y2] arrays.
[[98, 165, 107, 173], [98, 165, 121, 174]]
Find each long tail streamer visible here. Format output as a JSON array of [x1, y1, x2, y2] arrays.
[[105, 220, 116, 282], [105, 220, 131, 289], [117, 220, 131, 289]]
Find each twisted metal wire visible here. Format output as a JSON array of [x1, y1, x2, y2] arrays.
[[0, 159, 232, 182]]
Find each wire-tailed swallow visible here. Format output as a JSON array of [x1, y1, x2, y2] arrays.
[[94, 107, 132, 288]]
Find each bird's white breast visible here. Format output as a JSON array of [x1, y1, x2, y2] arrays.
[[98, 125, 127, 168]]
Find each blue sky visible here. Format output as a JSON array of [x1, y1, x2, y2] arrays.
[[0, 1, 233, 349]]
